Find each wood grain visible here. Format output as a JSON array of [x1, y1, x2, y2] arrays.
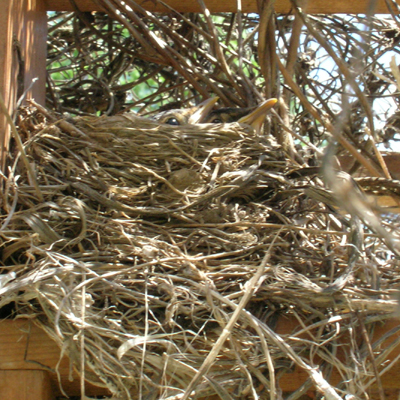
[[0, 0, 47, 171], [43, 0, 400, 14], [0, 371, 54, 400], [0, 319, 110, 397]]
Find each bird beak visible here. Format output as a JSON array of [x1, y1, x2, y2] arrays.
[[188, 97, 220, 124], [238, 98, 278, 133]]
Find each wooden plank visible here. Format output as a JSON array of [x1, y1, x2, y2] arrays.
[[0, 319, 110, 397], [43, 0, 400, 14], [0, 370, 54, 400], [0, 0, 47, 171]]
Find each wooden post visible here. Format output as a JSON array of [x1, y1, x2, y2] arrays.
[[0, 0, 47, 171]]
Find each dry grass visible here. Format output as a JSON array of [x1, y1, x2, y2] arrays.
[[0, 103, 399, 399]]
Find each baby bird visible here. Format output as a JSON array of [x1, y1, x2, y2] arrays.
[[202, 107, 256, 124], [203, 98, 278, 134], [153, 97, 219, 126], [153, 97, 278, 135]]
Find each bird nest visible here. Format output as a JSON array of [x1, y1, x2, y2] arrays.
[[1, 103, 400, 399]]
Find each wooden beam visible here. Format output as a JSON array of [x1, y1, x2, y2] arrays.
[[0, 371, 54, 400], [0, 319, 110, 398], [43, 0, 400, 14], [0, 0, 47, 171]]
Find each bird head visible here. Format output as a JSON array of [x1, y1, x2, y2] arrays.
[[201, 98, 278, 134], [153, 97, 219, 126]]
